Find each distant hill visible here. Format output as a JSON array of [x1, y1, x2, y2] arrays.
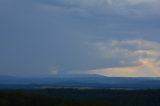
[[0, 74, 160, 89]]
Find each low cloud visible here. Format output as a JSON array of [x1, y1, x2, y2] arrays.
[[49, 66, 61, 75], [87, 39, 160, 77]]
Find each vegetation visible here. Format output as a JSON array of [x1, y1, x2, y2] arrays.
[[0, 88, 160, 106]]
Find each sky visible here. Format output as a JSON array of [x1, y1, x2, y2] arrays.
[[1, 0, 160, 77]]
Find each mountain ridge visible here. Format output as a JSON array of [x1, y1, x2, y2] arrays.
[[0, 74, 160, 89]]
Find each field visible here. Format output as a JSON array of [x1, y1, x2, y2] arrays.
[[0, 88, 160, 106]]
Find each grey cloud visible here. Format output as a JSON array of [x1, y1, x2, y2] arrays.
[[34, 0, 160, 19], [0, 0, 160, 77], [94, 39, 160, 66], [34, 0, 78, 8]]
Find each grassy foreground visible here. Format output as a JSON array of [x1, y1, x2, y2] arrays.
[[0, 88, 160, 106]]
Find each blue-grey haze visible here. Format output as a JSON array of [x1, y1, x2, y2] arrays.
[[0, 0, 160, 77]]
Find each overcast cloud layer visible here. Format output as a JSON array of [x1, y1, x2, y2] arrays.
[[0, 0, 160, 77], [36, 0, 160, 18]]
